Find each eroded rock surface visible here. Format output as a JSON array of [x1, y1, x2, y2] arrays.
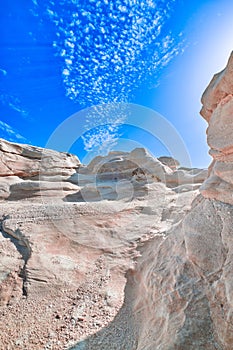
[[0, 139, 81, 201], [69, 147, 207, 201], [200, 52, 233, 205], [0, 137, 206, 349], [6, 48, 233, 348], [70, 52, 233, 350], [0, 139, 206, 204], [0, 188, 198, 349]]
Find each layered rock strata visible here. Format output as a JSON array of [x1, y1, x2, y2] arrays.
[[0, 138, 206, 202], [0, 139, 81, 201]]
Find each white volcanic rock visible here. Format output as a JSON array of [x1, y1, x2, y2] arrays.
[[0, 140, 206, 203], [0, 228, 23, 307], [165, 167, 207, 189], [70, 52, 233, 350], [200, 52, 233, 122], [0, 181, 198, 349], [0, 138, 80, 178], [158, 155, 180, 170], [79, 147, 173, 182], [8, 180, 80, 201], [0, 176, 23, 200], [0, 138, 81, 201], [69, 148, 170, 201], [0, 50, 232, 349], [75, 197, 232, 350], [69, 148, 206, 201], [0, 137, 205, 349], [200, 52, 233, 205]]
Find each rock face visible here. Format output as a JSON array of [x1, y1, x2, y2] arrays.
[[70, 53, 233, 350], [158, 155, 180, 170], [70, 148, 206, 201], [0, 137, 207, 348], [0, 138, 206, 203], [2, 52, 232, 349], [0, 138, 81, 201], [200, 52, 233, 205]]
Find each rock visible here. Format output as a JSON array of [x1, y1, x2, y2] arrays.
[[200, 51, 233, 205], [166, 168, 207, 188], [1, 48, 232, 349], [70, 52, 233, 350], [200, 52, 233, 122], [0, 136, 207, 350], [0, 176, 23, 200], [0, 138, 80, 178], [158, 156, 180, 170], [0, 137, 202, 349], [0, 138, 81, 200], [8, 180, 80, 201], [68, 148, 206, 202], [0, 227, 23, 306], [81, 147, 173, 182], [0, 140, 205, 203]]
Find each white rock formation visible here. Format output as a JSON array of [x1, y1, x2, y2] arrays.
[[0, 137, 207, 349]]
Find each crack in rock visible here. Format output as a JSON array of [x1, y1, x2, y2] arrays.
[[0, 216, 32, 296]]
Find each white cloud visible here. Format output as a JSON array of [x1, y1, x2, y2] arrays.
[[0, 121, 29, 144], [0, 94, 29, 119], [41, 0, 182, 107], [36, 0, 183, 156]]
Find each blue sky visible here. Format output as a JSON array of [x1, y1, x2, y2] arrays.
[[0, 0, 233, 167]]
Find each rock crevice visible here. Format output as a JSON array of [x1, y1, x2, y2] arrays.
[[0, 216, 32, 296]]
